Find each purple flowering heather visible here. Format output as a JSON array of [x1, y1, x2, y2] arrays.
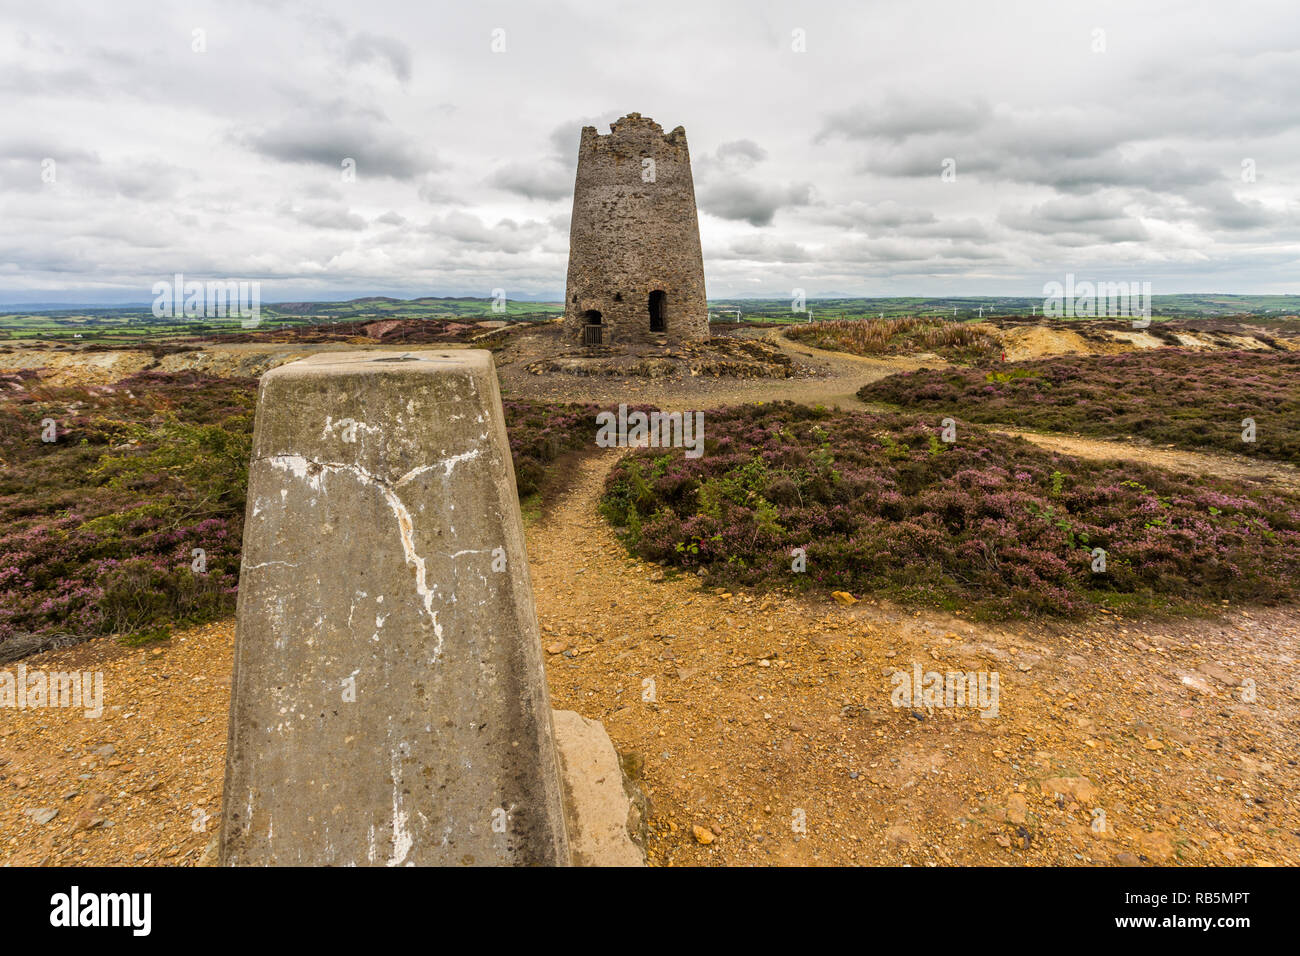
[[859, 349, 1300, 465], [600, 402, 1300, 619]]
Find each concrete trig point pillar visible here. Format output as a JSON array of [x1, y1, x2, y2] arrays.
[[220, 350, 570, 866]]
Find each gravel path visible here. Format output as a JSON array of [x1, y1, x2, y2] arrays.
[[992, 428, 1300, 494]]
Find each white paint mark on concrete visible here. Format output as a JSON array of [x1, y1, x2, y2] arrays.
[[266, 455, 445, 660], [445, 549, 490, 560], [244, 560, 299, 571], [388, 747, 413, 867], [394, 448, 482, 486]]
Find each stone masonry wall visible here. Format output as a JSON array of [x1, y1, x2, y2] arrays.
[[563, 113, 708, 346]]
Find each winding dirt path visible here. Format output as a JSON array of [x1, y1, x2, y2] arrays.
[[745, 334, 1300, 492], [495, 327, 925, 411], [991, 429, 1300, 493], [505, 329, 1300, 492], [763, 334, 1300, 490], [524, 449, 1300, 866]]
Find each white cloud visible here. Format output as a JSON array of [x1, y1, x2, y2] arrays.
[[1, 0, 1299, 302]]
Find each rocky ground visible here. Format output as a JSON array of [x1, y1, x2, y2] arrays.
[[2, 323, 1298, 866], [0, 625, 229, 865], [2, 450, 1297, 866], [510, 324, 810, 381], [3, 313, 1295, 391], [991, 320, 1298, 363], [531, 453, 1300, 866]]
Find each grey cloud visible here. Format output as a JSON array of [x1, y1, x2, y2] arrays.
[[428, 212, 549, 253], [1033, 150, 1223, 195], [417, 175, 457, 205], [698, 179, 814, 226], [4, 0, 1300, 300], [0, 141, 99, 164], [862, 139, 1199, 193], [282, 202, 368, 231], [821, 96, 993, 143], [716, 139, 767, 165], [236, 108, 438, 180], [549, 116, 612, 159], [999, 196, 1149, 243], [821, 232, 1012, 267], [345, 33, 412, 83], [999, 195, 1135, 229], [297, 182, 345, 201], [998, 205, 1144, 244], [1183, 184, 1288, 231], [904, 218, 991, 241], [713, 237, 812, 262], [817, 200, 937, 230], [1133, 52, 1300, 140], [487, 161, 572, 201], [0, 64, 101, 97]]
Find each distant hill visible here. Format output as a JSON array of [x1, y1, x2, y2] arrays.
[[3, 293, 1299, 344], [0, 296, 564, 344], [706, 294, 1300, 321]]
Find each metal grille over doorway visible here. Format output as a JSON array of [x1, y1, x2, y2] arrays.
[[582, 310, 603, 345]]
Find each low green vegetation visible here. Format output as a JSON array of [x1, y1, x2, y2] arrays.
[[0, 371, 254, 656], [705, 295, 1300, 324], [600, 402, 1300, 619], [8, 293, 1300, 342]]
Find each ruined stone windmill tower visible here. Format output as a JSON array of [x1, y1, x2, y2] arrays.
[[563, 113, 708, 347]]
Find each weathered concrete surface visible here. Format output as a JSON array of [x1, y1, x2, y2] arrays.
[[220, 350, 570, 866], [552, 710, 648, 866]]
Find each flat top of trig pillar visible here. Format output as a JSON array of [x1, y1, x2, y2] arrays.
[[264, 349, 494, 379]]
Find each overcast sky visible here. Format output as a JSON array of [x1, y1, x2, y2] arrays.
[[2, 0, 1299, 304]]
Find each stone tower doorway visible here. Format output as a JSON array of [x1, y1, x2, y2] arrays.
[[583, 310, 603, 346], [648, 290, 666, 333]]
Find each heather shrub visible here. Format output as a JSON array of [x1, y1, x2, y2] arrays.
[[0, 376, 630, 655], [0, 372, 255, 654], [858, 349, 1300, 464], [600, 402, 1300, 618], [787, 317, 1000, 365], [503, 400, 603, 498]]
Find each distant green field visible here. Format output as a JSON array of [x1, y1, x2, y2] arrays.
[[706, 294, 1300, 324], [0, 297, 564, 343], [3, 293, 1299, 342]]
